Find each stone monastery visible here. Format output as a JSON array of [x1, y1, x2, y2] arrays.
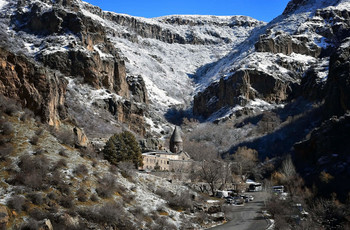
[[140, 126, 192, 171]]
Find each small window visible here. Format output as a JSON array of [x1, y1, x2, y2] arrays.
[[167, 161, 169, 164]]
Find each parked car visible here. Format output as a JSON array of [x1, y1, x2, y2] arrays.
[[240, 195, 249, 203], [225, 195, 245, 205]]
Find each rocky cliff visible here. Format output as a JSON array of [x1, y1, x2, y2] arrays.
[[0, 0, 149, 137], [0, 48, 67, 126], [193, 0, 348, 121]]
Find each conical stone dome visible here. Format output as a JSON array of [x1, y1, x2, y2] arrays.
[[170, 126, 183, 153]]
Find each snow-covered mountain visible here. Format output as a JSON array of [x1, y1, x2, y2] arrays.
[[0, 0, 265, 139], [193, 0, 349, 121]]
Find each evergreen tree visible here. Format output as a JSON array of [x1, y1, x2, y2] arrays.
[[103, 131, 143, 168]]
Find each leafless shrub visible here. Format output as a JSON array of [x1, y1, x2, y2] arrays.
[[7, 195, 26, 212], [90, 194, 98, 202], [53, 159, 67, 170], [47, 192, 58, 201], [29, 135, 40, 145], [26, 192, 44, 205], [35, 128, 44, 136], [76, 188, 88, 202], [20, 108, 35, 122], [91, 158, 98, 167], [109, 165, 118, 174], [118, 161, 136, 179], [33, 148, 45, 155], [13, 155, 50, 189], [78, 201, 135, 229], [73, 164, 89, 177], [0, 122, 14, 135], [79, 146, 99, 159], [57, 182, 71, 196], [0, 144, 13, 160], [156, 189, 193, 211], [122, 193, 135, 204], [130, 206, 145, 219], [3, 101, 20, 116], [49, 170, 63, 186], [96, 174, 117, 198], [152, 217, 177, 230], [54, 128, 75, 146], [58, 149, 68, 157], [19, 218, 39, 230], [59, 195, 75, 209]]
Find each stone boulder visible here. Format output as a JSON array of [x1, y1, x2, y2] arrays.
[[38, 219, 53, 230], [73, 127, 88, 148]]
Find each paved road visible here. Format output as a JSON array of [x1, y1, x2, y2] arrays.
[[209, 192, 270, 230]]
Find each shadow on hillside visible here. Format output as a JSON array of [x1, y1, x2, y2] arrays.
[[227, 99, 324, 159]]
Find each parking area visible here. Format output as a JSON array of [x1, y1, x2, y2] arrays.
[[209, 191, 270, 230]]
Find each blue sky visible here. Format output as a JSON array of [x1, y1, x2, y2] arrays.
[[84, 0, 291, 22]]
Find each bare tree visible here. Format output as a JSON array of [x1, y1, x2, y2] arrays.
[[199, 160, 224, 196], [232, 146, 258, 180], [280, 155, 296, 181]]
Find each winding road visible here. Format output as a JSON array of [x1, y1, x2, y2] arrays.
[[209, 192, 270, 230]]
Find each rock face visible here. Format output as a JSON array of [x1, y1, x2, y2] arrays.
[[255, 31, 321, 57], [294, 113, 350, 201], [127, 76, 149, 104], [0, 48, 67, 126], [12, 1, 129, 97], [324, 39, 350, 117], [193, 69, 293, 118], [5, 0, 149, 135]]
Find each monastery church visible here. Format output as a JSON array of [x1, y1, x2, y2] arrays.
[[141, 126, 192, 171]]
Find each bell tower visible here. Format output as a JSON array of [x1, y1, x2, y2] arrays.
[[169, 126, 183, 153]]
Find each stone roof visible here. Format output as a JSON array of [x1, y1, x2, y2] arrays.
[[170, 126, 182, 143]]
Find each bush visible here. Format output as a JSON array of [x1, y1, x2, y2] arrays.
[[7, 195, 26, 212], [19, 219, 39, 230], [54, 128, 75, 146], [76, 188, 88, 202], [73, 164, 88, 177], [13, 155, 50, 189], [58, 149, 68, 157], [0, 95, 19, 116], [0, 144, 13, 160], [90, 194, 98, 202], [96, 174, 117, 198], [29, 135, 40, 145], [0, 122, 14, 135], [33, 148, 45, 155], [155, 190, 193, 211], [53, 159, 67, 170], [20, 108, 35, 122], [103, 131, 143, 168], [59, 195, 75, 209], [78, 201, 135, 228], [118, 161, 136, 179], [26, 192, 44, 205]]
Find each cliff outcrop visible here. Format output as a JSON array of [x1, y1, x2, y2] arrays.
[[193, 69, 293, 119], [0, 48, 67, 126]]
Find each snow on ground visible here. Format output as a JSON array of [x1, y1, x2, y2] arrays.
[[0, 0, 7, 9]]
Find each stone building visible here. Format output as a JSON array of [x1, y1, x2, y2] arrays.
[[140, 126, 192, 171]]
